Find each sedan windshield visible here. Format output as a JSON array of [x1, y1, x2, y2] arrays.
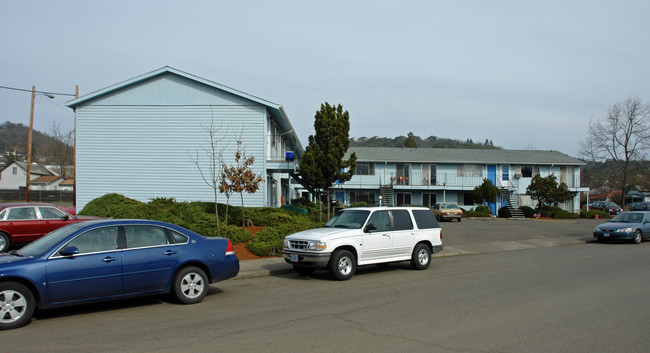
[[442, 204, 459, 209], [16, 223, 83, 257], [324, 210, 370, 229], [610, 213, 644, 223]]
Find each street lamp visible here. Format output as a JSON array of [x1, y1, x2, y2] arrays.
[[25, 86, 54, 202]]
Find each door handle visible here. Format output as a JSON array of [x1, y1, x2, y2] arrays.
[[164, 250, 178, 256], [382, 234, 391, 238], [102, 256, 118, 263]]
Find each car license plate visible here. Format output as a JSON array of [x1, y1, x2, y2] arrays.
[[290, 254, 299, 262], [603, 233, 609, 237]]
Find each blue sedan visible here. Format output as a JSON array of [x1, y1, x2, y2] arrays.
[[593, 211, 650, 244], [0, 219, 239, 330]]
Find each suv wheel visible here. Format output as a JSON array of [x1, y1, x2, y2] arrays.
[[329, 249, 356, 281], [410, 243, 431, 270]]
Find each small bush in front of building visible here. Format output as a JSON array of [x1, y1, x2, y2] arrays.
[[247, 218, 322, 257], [520, 206, 535, 218], [475, 205, 490, 214], [497, 207, 511, 218], [580, 209, 611, 219]]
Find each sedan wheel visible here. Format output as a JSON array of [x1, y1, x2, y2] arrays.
[[0, 282, 35, 330], [633, 230, 643, 244], [173, 266, 208, 304], [0, 232, 10, 253]]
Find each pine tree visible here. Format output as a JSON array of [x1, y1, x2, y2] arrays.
[[299, 103, 357, 219]]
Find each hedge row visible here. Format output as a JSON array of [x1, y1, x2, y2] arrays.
[[79, 193, 322, 248]]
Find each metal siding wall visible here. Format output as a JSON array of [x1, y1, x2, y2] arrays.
[[90, 74, 255, 106], [76, 105, 266, 210]]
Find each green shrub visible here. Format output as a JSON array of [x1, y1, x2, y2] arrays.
[[475, 205, 490, 214], [223, 225, 253, 244], [580, 209, 611, 219], [349, 201, 369, 208], [247, 220, 321, 257], [539, 206, 565, 218], [498, 207, 511, 218], [463, 210, 491, 218], [79, 193, 147, 218], [553, 210, 580, 219], [520, 206, 535, 218]]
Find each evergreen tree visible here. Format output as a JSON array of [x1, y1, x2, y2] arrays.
[[299, 103, 357, 219], [526, 174, 571, 211], [473, 178, 499, 213], [405, 132, 417, 148]]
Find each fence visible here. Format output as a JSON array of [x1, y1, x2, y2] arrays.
[[0, 189, 74, 203]]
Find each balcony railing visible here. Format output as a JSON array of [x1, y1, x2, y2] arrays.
[[341, 173, 583, 190]]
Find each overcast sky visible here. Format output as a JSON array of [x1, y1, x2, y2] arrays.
[[2, 0, 649, 157]]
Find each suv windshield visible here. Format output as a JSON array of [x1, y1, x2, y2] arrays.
[[324, 210, 370, 229]]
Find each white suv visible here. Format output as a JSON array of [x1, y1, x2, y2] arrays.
[[282, 207, 443, 280]]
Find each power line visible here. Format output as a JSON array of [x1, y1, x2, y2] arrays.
[[0, 85, 76, 97]]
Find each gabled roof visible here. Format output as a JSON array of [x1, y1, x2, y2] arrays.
[[11, 161, 54, 176], [31, 175, 63, 184], [59, 179, 74, 186], [65, 66, 303, 154], [346, 147, 585, 166]]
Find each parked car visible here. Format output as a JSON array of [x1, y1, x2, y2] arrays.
[[630, 202, 650, 211], [283, 207, 443, 280], [0, 202, 100, 252], [432, 202, 463, 222], [589, 201, 622, 215], [0, 219, 239, 330], [593, 211, 650, 244]]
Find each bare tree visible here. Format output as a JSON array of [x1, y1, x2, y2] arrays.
[[580, 96, 650, 206], [47, 122, 74, 178], [189, 110, 227, 236]]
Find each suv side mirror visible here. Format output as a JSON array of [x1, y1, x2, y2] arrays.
[[364, 224, 377, 233]]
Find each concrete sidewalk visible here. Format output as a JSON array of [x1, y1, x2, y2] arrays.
[[234, 218, 598, 279]]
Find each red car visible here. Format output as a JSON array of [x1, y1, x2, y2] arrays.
[[0, 203, 99, 252]]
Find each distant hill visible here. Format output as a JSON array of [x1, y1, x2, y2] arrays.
[[0, 121, 73, 166], [350, 135, 501, 149]]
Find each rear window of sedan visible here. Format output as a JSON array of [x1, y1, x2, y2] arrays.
[[412, 210, 441, 229]]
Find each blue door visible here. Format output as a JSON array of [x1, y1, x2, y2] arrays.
[[47, 226, 123, 303], [122, 225, 178, 293], [487, 165, 497, 215]]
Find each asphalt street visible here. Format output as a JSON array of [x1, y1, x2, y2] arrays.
[[237, 218, 604, 278], [4, 221, 648, 353]]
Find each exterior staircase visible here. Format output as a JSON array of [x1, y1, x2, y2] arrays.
[[380, 185, 394, 206], [500, 189, 525, 218]]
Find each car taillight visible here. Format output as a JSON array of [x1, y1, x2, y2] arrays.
[[226, 239, 235, 256], [440, 230, 443, 240]]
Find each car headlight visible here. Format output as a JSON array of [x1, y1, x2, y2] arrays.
[[616, 228, 633, 233], [308, 241, 326, 251], [283, 238, 289, 249], [594, 227, 601, 232]]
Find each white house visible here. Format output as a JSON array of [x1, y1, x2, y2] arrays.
[[66, 67, 303, 211], [0, 161, 54, 190]]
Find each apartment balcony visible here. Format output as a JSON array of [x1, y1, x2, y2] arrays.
[[337, 173, 586, 192]]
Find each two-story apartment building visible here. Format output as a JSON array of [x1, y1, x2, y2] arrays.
[[66, 67, 302, 211], [333, 147, 588, 213]]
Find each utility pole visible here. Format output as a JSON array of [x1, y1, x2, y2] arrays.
[[25, 86, 36, 202], [73, 85, 78, 206]]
